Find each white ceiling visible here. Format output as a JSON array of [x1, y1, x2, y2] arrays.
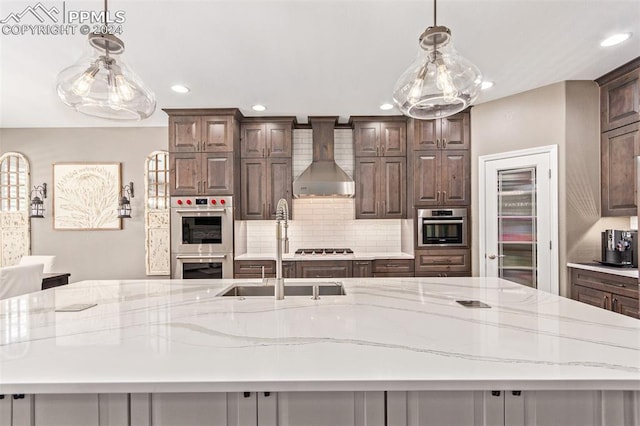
[[1, 0, 639, 128]]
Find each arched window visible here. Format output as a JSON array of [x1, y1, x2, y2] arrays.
[[144, 151, 170, 275], [0, 152, 29, 212], [0, 152, 31, 266], [146, 151, 169, 210]]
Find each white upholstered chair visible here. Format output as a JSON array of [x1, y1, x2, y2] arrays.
[[0, 263, 44, 300], [18, 255, 56, 273]]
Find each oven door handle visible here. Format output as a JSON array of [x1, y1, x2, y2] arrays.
[[176, 254, 227, 260], [422, 219, 464, 224], [175, 208, 227, 214]]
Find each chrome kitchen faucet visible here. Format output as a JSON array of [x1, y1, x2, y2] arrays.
[[275, 198, 289, 300]]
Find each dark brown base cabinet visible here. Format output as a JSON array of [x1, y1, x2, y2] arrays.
[[235, 259, 415, 279], [570, 268, 639, 319], [414, 249, 471, 277]]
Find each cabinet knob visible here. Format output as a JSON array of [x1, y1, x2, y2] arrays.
[[443, 191, 447, 202], [436, 191, 440, 202], [443, 138, 447, 148], [436, 139, 440, 149]]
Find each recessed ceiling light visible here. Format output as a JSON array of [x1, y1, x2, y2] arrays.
[[171, 84, 190, 94], [252, 104, 267, 112], [380, 103, 394, 110], [600, 33, 632, 47], [481, 81, 494, 90]]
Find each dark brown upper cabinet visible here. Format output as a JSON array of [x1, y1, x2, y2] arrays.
[[601, 122, 639, 216], [240, 120, 294, 158], [355, 157, 406, 219], [412, 112, 470, 151], [352, 117, 407, 157], [413, 150, 470, 206], [599, 62, 640, 132], [168, 115, 235, 153], [170, 152, 234, 196], [597, 58, 640, 217], [239, 118, 294, 220]]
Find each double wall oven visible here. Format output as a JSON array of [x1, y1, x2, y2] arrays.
[[170, 196, 234, 279]]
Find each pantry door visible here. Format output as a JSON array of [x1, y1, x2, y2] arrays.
[[479, 146, 558, 294]]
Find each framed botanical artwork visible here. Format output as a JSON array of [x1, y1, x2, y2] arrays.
[[53, 163, 121, 230]]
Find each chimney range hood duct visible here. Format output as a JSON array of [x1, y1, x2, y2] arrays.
[[293, 117, 355, 198]]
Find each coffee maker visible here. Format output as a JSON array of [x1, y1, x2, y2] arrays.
[[600, 230, 638, 267]]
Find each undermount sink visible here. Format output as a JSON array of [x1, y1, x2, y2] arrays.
[[219, 282, 346, 297]]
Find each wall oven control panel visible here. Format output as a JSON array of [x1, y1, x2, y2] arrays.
[[171, 196, 233, 208]]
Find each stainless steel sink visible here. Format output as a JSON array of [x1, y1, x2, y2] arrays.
[[219, 282, 346, 297]]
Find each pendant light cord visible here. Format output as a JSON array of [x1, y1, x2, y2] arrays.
[[103, 0, 110, 60], [433, 0, 437, 26]]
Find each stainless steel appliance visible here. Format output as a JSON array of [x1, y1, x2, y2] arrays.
[[170, 196, 234, 279], [417, 208, 467, 247], [599, 229, 637, 268]]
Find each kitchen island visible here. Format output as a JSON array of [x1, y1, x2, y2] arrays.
[[1, 277, 638, 425]]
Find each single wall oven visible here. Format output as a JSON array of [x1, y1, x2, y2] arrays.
[[170, 196, 234, 279], [417, 208, 467, 247]]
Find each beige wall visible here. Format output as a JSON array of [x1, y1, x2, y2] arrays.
[[471, 81, 628, 297], [0, 127, 167, 282]]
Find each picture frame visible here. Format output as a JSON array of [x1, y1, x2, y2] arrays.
[[53, 162, 121, 230]]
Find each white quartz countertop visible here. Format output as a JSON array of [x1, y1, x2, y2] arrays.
[[1, 277, 639, 394], [567, 262, 639, 278], [235, 252, 414, 261]]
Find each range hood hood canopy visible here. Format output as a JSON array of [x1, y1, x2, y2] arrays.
[[293, 117, 355, 198]]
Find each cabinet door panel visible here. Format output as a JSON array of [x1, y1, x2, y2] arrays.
[[150, 393, 229, 426], [202, 116, 233, 152], [612, 293, 639, 319], [203, 153, 234, 195], [413, 152, 440, 206], [352, 260, 372, 277], [381, 121, 406, 156], [441, 151, 470, 205], [406, 391, 503, 426], [170, 153, 201, 195], [241, 123, 266, 157], [354, 122, 380, 156], [413, 119, 439, 150], [169, 116, 199, 152], [34, 394, 100, 426], [267, 123, 292, 157], [601, 122, 639, 216], [0, 396, 10, 426], [507, 390, 603, 426], [241, 159, 267, 219], [381, 157, 406, 218], [601, 67, 640, 132], [573, 285, 610, 310], [267, 158, 292, 219], [275, 391, 384, 426], [441, 113, 470, 149], [355, 158, 380, 219], [373, 259, 414, 274]]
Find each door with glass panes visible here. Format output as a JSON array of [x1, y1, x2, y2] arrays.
[[481, 147, 558, 294]]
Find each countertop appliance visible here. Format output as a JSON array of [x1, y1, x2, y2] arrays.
[[417, 208, 467, 247], [599, 229, 637, 268], [170, 196, 234, 279]]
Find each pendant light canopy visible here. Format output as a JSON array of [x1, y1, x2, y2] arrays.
[[393, 0, 482, 120], [56, 1, 156, 120]]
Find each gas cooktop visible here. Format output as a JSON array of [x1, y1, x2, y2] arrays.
[[295, 248, 354, 256]]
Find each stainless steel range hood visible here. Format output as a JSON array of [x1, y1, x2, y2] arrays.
[[293, 117, 355, 198]]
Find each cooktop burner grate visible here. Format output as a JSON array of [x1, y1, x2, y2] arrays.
[[295, 248, 354, 255]]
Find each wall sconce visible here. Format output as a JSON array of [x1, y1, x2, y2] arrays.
[[118, 182, 134, 218], [29, 183, 47, 218]]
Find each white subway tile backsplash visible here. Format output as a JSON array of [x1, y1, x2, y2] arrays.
[[241, 199, 402, 254]]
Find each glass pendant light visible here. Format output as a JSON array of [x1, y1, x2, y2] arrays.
[[393, 0, 482, 119], [56, 1, 156, 120]]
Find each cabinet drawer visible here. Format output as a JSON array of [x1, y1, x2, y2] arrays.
[[296, 261, 352, 278], [570, 268, 638, 299], [372, 259, 414, 274], [415, 249, 471, 273], [352, 261, 372, 277], [573, 284, 610, 310], [612, 293, 639, 319], [372, 272, 414, 278], [234, 260, 275, 277], [415, 271, 471, 278]]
